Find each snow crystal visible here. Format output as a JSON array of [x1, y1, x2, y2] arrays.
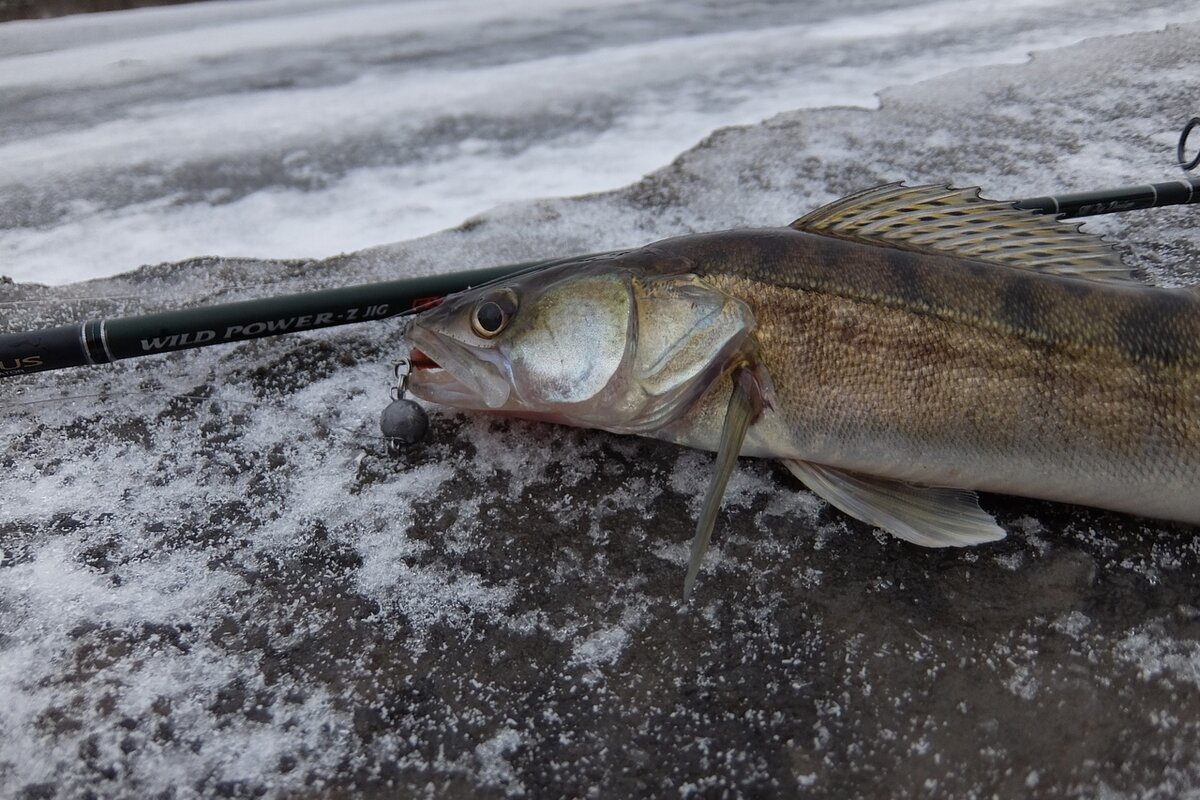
[[4, 5, 1200, 798]]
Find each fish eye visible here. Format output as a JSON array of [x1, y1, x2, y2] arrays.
[[470, 289, 518, 339]]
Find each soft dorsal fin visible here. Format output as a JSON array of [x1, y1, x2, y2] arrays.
[[791, 183, 1135, 283]]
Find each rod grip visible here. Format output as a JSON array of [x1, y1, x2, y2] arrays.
[[0, 323, 92, 377]]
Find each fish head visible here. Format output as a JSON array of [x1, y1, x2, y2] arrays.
[[405, 255, 758, 433]]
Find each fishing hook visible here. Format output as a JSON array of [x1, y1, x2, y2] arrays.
[[1179, 117, 1200, 172], [380, 358, 429, 452]]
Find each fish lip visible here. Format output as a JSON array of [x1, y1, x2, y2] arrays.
[[406, 345, 471, 401], [405, 324, 511, 409], [409, 347, 439, 371]]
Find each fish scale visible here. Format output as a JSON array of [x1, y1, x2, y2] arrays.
[[688, 264, 1200, 507], [405, 184, 1200, 595]]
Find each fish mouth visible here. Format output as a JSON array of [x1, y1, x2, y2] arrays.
[[409, 348, 439, 371], [406, 347, 473, 403], [405, 325, 512, 409]]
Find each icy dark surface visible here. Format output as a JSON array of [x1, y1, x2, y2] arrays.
[[4, 21, 1200, 800]]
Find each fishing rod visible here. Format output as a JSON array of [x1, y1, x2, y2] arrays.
[[3, 120, 1199, 383], [1015, 116, 1200, 217], [0, 251, 608, 379]]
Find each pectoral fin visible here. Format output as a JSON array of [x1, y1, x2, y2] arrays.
[[782, 460, 1005, 547], [682, 367, 764, 600]]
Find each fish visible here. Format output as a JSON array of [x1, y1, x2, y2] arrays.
[[404, 183, 1200, 597]]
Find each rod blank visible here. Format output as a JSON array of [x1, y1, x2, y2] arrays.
[[0, 256, 587, 378], [1014, 176, 1199, 219]]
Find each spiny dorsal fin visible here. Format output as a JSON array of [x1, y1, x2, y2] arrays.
[[791, 183, 1135, 283]]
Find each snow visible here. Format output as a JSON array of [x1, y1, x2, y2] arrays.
[[4, 1, 1200, 798], [2, 0, 1199, 284]]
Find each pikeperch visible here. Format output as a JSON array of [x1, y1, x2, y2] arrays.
[[404, 184, 1200, 597]]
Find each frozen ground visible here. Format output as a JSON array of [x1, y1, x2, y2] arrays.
[[4, 5, 1200, 800], [2, 0, 1200, 283]]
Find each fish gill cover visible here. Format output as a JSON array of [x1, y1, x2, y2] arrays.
[[3, 13, 1200, 800]]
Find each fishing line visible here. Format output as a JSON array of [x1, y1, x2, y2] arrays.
[[0, 390, 272, 410], [0, 280, 317, 311], [2, 388, 397, 453], [0, 293, 147, 308]]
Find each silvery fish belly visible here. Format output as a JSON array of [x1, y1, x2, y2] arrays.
[[405, 184, 1200, 595]]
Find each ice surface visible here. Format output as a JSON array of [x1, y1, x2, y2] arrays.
[[2, 0, 1198, 283], [4, 6, 1200, 800]]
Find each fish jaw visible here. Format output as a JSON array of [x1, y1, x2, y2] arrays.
[[403, 264, 637, 424], [406, 322, 513, 410]]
